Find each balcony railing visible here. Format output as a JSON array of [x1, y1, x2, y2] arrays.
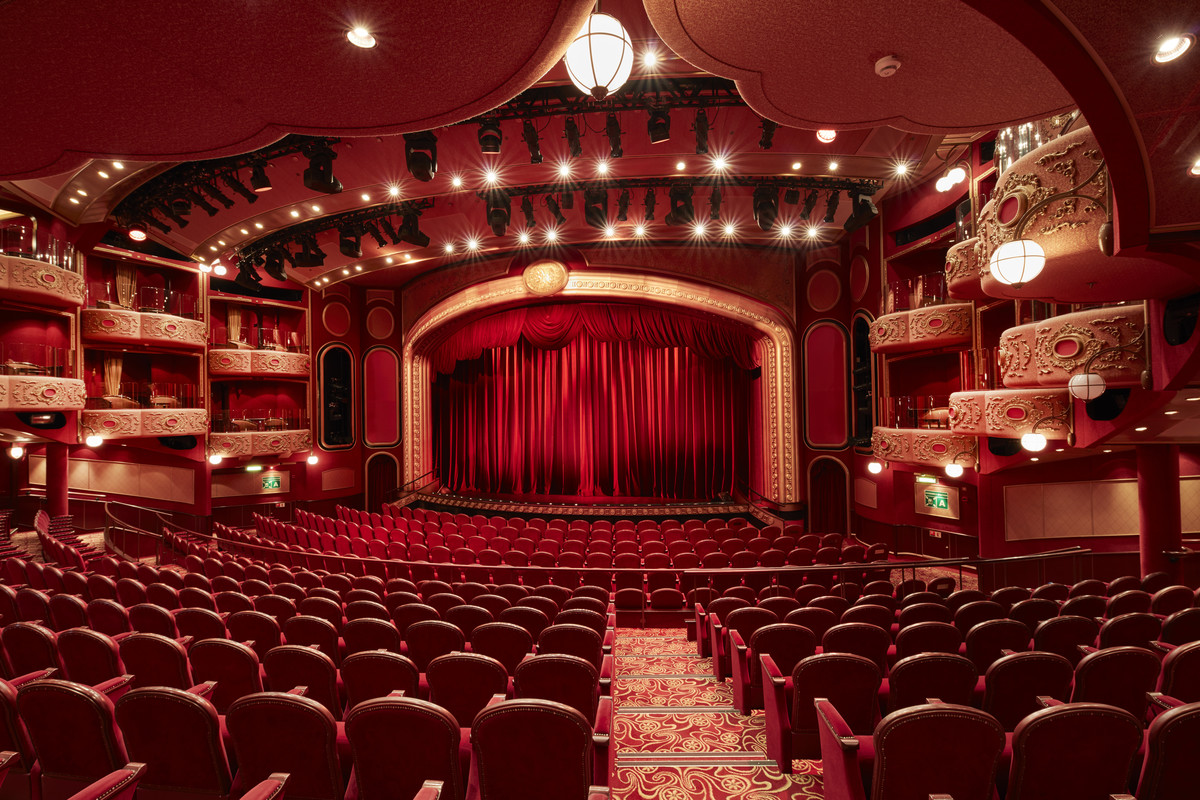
[[86, 382, 203, 410], [0, 342, 72, 377], [211, 328, 307, 353], [883, 395, 951, 429], [87, 283, 201, 319], [0, 223, 78, 271], [211, 409, 309, 433], [884, 273, 948, 314]]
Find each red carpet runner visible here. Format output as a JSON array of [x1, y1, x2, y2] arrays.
[[612, 626, 824, 799]]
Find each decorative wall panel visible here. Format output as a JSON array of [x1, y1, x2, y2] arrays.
[[868, 303, 972, 354], [802, 322, 849, 449], [363, 347, 400, 448], [0, 255, 85, 308], [998, 304, 1145, 388]]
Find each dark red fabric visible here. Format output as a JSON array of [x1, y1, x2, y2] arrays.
[[430, 304, 753, 499]]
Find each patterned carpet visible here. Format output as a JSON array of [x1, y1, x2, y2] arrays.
[[611, 626, 824, 799]]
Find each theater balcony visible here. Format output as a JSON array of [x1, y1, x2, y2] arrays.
[[0, 223, 85, 309], [79, 382, 207, 441], [81, 286, 205, 350], [0, 343, 85, 412], [209, 410, 311, 459], [871, 395, 979, 471]]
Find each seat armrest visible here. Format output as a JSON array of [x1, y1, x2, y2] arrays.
[[1150, 640, 1176, 654], [387, 690, 407, 697], [238, 774, 291, 800], [929, 795, 956, 800], [112, 631, 136, 642], [413, 780, 444, 800], [925, 698, 945, 705], [287, 686, 308, 696], [240, 639, 256, 649], [1077, 644, 1098, 656], [1109, 795, 1136, 800], [1035, 696, 1064, 708], [78, 763, 146, 800], [188, 681, 217, 698], [175, 635, 194, 648], [730, 629, 747, 652], [9, 668, 57, 687], [762, 654, 785, 686], [486, 693, 506, 707], [587, 786, 611, 800], [0, 752, 17, 771], [1000, 649, 1016, 657], [1148, 692, 1184, 711], [814, 698, 858, 750], [595, 697, 612, 737], [94, 674, 135, 698]]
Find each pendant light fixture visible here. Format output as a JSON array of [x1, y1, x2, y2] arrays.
[[563, 11, 634, 100]]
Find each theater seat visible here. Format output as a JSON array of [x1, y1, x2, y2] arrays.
[[226, 692, 344, 800], [341, 651, 420, 710], [513, 655, 610, 786], [344, 695, 468, 800], [65, 763, 145, 800], [426, 653, 509, 728], [730, 623, 815, 716]]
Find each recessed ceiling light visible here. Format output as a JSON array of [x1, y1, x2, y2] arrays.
[[828, 161, 839, 171], [361, 193, 371, 202], [218, 240, 226, 246], [1165, 410, 1179, 415], [604, 225, 616, 237], [711, 155, 728, 170], [76, 189, 87, 196], [1135, 426, 1148, 432], [69, 197, 79, 204], [895, 162, 909, 175], [483, 169, 499, 184], [403, 253, 413, 261], [98, 170, 109, 179], [214, 264, 228, 276], [113, 161, 125, 169], [1103, 449, 1112, 453], [451, 175, 464, 188], [444, 242, 455, 254], [347, 26, 377, 49], [779, 224, 794, 238], [310, 205, 321, 212], [596, 161, 609, 175], [816, 130, 837, 143], [388, 185, 401, 197], [385, 256, 393, 264], [1188, 396, 1200, 401], [1054, 448, 1064, 452], [675, 161, 686, 171], [1030, 457, 1039, 462], [342, 269, 350, 276], [1155, 34, 1194, 63], [355, 265, 363, 271], [806, 226, 820, 238], [643, 50, 658, 66], [240, 228, 249, 235], [633, 224, 646, 237], [1191, 158, 1200, 177], [466, 238, 480, 251], [544, 229, 559, 242], [209, 245, 218, 251], [255, 222, 264, 229], [692, 222, 706, 236], [791, 162, 802, 170], [290, 210, 300, 217], [558, 163, 572, 178]]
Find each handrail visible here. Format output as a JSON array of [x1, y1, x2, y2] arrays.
[[385, 470, 436, 505]]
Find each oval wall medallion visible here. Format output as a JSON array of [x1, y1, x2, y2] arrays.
[[322, 301, 352, 337], [807, 269, 841, 313], [366, 307, 395, 340]]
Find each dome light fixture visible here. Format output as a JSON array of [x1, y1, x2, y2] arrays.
[[1154, 34, 1194, 63], [85, 435, 103, 447], [347, 26, 376, 49], [944, 463, 964, 478], [867, 461, 884, 475], [208, 453, 223, 465], [988, 238, 1045, 287], [1021, 432, 1048, 452], [1067, 372, 1107, 401], [9, 445, 25, 459], [816, 130, 837, 143], [564, 13, 634, 100], [307, 454, 319, 465]]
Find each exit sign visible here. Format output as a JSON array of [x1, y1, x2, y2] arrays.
[[262, 474, 282, 490], [915, 481, 959, 520]]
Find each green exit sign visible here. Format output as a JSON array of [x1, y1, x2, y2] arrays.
[[924, 487, 950, 510], [915, 481, 959, 520], [262, 474, 281, 490]]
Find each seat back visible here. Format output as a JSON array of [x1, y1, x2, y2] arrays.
[[1098, 612, 1162, 650], [48, 594, 89, 631], [57, 628, 124, 686], [821, 623, 890, 674], [226, 692, 343, 800], [426, 652, 509, 727], [894, 621, 962, 661], [404, 620, 465, 672], [471, 623, 534, 675], [981, 651, 1073, 731], [1007, 598, 1060, 633], [871, 702, 1006, 800], [953, 600, 1006, 637], [114, 687, 232, 800], [1160, 607, 1200, 647], [340, 650, 420, 711], [723, 607, 779, 650], [537, 624, 603, 672], [173, 608, 227, 643], [790, 653, 881, 750], [840, 603, 893, 631], [1031, 614, 1099, 667], [188, 639, 263, 714], [118, 633, 192, 690], [964, 619, 1030, 672], [784, 607, 838, 642], [227, 610, 282, 661], [471, 699, 595, 800], [897, 602, 952, 629], [747, 623, 816, 684], [343, 617, 404, 655], [344, 695, 466, 800], [1134, 698, 1200, 800], [2, 623, 61, 675], [1068, 645, 1161, 719], [129, 603, 178, 637], [263, 645, 341, 720], [513, 654, 599, 725], [887, 653, 978, 711], [1007, 703, 1142, 800], [443, 605, 493, 639], [15, 679, 128, 800], [282, 616, 341, 664]]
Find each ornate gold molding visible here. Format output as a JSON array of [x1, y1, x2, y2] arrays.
[[0, 255, 85, 308], [0, 377, 86, 411], [403, 271, 798, 504]]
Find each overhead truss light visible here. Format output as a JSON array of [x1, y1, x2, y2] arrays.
[[522, 119, 542, 164], [799, 190, 819, 220], [708, 187, 722, 220], [643, 188, 657, 221], [843, 193, 879, 233], [564, 116, 583, 158], [753, 185, 779, 231], [824, 190, 840, 223], [338, 226, 362, 259], [403, 132, 438, 182], [693, 110, 710, 155], [478, 120, 503, 154], [617, 189, 630, 221], [606, 113, 623, 159], [520, 196, 537, 228], [302, 143, 343, 194], [249, 161, 272, 192], [584, 188, 608, 229], [759, 119, 777, 150], [485, 189, 512, 236], [663, 184, 695, 227], [546, 195, 567, 226], [647, 108, 671, 144]]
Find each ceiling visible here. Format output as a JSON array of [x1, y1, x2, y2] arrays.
[[0, 0, 1196, 293]]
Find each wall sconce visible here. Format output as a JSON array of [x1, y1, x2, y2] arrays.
[[936, 162, 969, 192], [944, 441, 978, 478], [1021, 406, 1073, 452], [8, 444, 24, 459], [867, 460, 884, 474], [1066, 328, 1149, 401]]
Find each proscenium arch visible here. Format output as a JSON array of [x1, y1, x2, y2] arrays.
[[402, 269, 799, 504]]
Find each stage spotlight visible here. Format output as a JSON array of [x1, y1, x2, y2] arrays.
[[302, 144, 343, 194], [546, 195, 567, 226], [338, 226, 362, 259], [234, 259, 263, 289], [824, 190, 841, 223], [127, 223, 147, 242], [753, 185, 779, 231], [759, 119, 777, 150], [478, 120, 503, 154], [363, 222, 388, 248], [250, 161, 272, 192], [663, 184, 695, 227], [159, 198, 189, 228], [644, 188, 657, 220], [709, 187, 722, 220], [800, 190, 819, 220], [199, 181, 235, 209], [617, 189, 630, 221], [522, 119, 542, 164], [843, 192, 879, 233], [220, 173, 259, 204], [397, 213, 430, 248], [520, 196, 537, 228], [485, 189, 511, 236], [647, 108, 671, 144], [184, 187, 220, 217], [605, 113, 623, 159], [263, 249, 288, 281], [584, 188, 608, 229], [783, 187, 800, 205], [294, 236, 327, 268], [403, 132, 438, 182], [564, 116, 583, 157], [693, 109, 709, 154]]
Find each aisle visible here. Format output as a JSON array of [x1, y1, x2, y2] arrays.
[[610, 626, 824, 800]]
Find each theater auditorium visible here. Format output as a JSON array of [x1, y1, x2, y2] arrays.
[[1, 1, 1199, 799]]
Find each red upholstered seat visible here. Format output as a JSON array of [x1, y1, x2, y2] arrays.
[[841, 603, 893, 631], [58, 629, 124, 686], [817, 699, 1005, 800], [47, 594, 89, 631], [227, 610, 283, 661], [989, 585, 1032, 612], [345, 695, 468, 800], [2, 622, 62, 675], [405, 620, 465, 674], [1160, 607, 1200, 646], [226, 691, 344, 800], [16, 679, 129, 800], [964, 619, 1031, 673], [1031, 615, 1099, 667], [496, 607, 549, 641], [119, 632, 194, 690], [341, 650, 420, 710], [1059, 594, 1106, 618], [263, 645, 343, 720], [1005, 702, 1142, 800], [538, 624, 613, 695], [1007, 598, 1059, 634], [714, 607, 778, 682], [253, 595, 298, 626], [343, 617, 404, 656], [1157, 640, 1200, 702], [1151, 585, 1194, 617], [130, 603, 179, 637], [952, 600, 1006, 637], [695, 596, 748, 658], [763, 652, 881, 771], [471, 699, 607, 800], [114, 686, 233, 800], [189, 639, 264, 714], [175, 607, 228, 644], [885, 652, 978, 712], [470, 623, 533, 676], [284, 615, 342, 664], [1069, 645, 1161, 720], [87, 599, 133, 636], [785, 607, 838, 643], [1133, 696, 1200, 800], [391, 603, 441, 638], [823, 623, 891, 676], [731, 622, 816, 715], [1098, 612, 1162, 650], [0, 669, 51, 800], [513, 654, 610, 786], [892, 621, 962, 663], [427, 652, 509, 727], [981, 651, 1073, 731]]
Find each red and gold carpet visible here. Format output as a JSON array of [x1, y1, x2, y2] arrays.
[[611, 627, 824, 799]]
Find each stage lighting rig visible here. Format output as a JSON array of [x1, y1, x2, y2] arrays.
[[824, 190, 840, 223], [294, 236, 327, 268], [363, 221, 388, 248], [338, 226, 362, 259], [843, 192, 879, 233], [644, 188, 657, 220], [396, 213, 431, 248], [302, 143, 343, 194], [617, 189, 630, 221], [647, 108, 671, 144], [709, 187, 722, 220], [693, 110, 709, 154], [759, 119, 777, 150], [546, 195, 567, 226], [522, 119, 543, 164], [800, 190, 819, 220], [235, 258, 263, 289], [521, 196, 537, 228], [783, 187, 800, 205], [403, 132, 438, 182], [249, 161, 272, 192], [584, 188, 608, 229], [664, 184, 695, 227], [564, 116, 583, 157], [606, 113, 623, 159], [478, 120, 503, 154], [485, 190, 512, 236], [263, 249, 288, 281], [753, 185, 779, 231], [183, 187, 219, 217], [220, 173, 259, 204]]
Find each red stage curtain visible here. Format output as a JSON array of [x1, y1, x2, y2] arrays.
[[430, 304, 754, 499]]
